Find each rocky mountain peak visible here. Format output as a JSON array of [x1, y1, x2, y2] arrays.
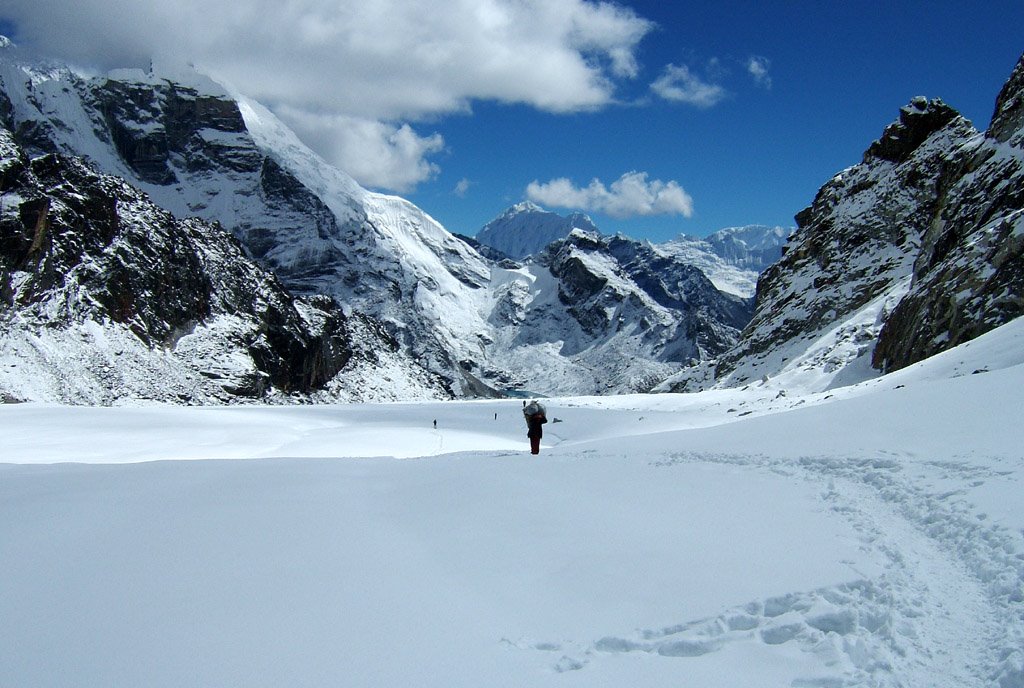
[[865, 96, 964, 164], [872, 53, 1024, 373], [989, 53, 1024, 145], [660, 53, 1023, 393]]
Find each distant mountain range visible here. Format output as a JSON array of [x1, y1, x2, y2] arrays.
[[2, 36, 1021, 403], [472, 204, 790, 298], [654, 226, 790, 298], [0, 40, 767, 401], [479, 227, 754, 395]]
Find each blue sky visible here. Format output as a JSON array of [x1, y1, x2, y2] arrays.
[[406, 1, 1024, 240], [1, 1, 1022, 242]]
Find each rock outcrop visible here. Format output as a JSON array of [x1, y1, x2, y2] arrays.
[[872, 56, 1024, 372], [662, 52, 1024, 392]]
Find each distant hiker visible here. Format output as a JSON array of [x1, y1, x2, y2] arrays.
[[523, 400, 547, 455], [433, 419, 437, 429]]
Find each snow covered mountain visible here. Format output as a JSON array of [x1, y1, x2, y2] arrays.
[[481, 229, 752, 395], [475, 201, 599, 259], [0, 45, 493, 398], [0, 125, 447, 404], [661, 52, 1024, 393], [667, 225, 790, 271], [1, 43, 765, 401], [657, 225, 790, 298]]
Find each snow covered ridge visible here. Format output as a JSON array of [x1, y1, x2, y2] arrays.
[[664, 53, 1024, 394]]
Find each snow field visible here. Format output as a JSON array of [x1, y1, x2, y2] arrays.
[[0, 450, 881, 687], [2, 317, 1024, 687]]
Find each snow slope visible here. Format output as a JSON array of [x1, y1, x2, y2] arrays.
[[659, 224, 791, 298], [2, 317, 1023, 687]]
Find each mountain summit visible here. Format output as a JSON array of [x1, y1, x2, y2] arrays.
[[475, 202, 599, 259], [661, 52, 1024, 393]]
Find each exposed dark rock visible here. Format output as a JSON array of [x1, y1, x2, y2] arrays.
[[865, 97, 963, 164], [90, 79, 178, 185], [0, 125, 355, 401], [989, 53, 1024, 145], [873, 54, 1024, 372], [0, 87, 12, 130]]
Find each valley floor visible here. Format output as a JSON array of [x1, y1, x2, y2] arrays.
[[2, 318, 1023, 687]]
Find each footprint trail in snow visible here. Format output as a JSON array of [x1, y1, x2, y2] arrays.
[[515, 450, 1024, 687]]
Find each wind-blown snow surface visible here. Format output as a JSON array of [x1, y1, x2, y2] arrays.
[[2, 318, 1024, 687]]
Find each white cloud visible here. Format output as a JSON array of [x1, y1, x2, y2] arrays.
[[650, 64, 727, 108], [747, 56, 772, 89], [453, 178, 474, 198], [276, 108, 444, 193], [526, 171, 694, 219], [2, 0, 654, 192], [3, 0, 654, 118]]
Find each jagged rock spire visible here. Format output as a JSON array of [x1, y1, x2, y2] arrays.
[[989, 52, 1024, 145]]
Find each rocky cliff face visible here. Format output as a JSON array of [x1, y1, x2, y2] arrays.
[[873, 56, 1024, 372], [0, 125, 445, 404], [662, 53, 1024, 393], [0, 52, 496, 396]]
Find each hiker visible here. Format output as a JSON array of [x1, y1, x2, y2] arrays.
[[523, 399, 547, 455]]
